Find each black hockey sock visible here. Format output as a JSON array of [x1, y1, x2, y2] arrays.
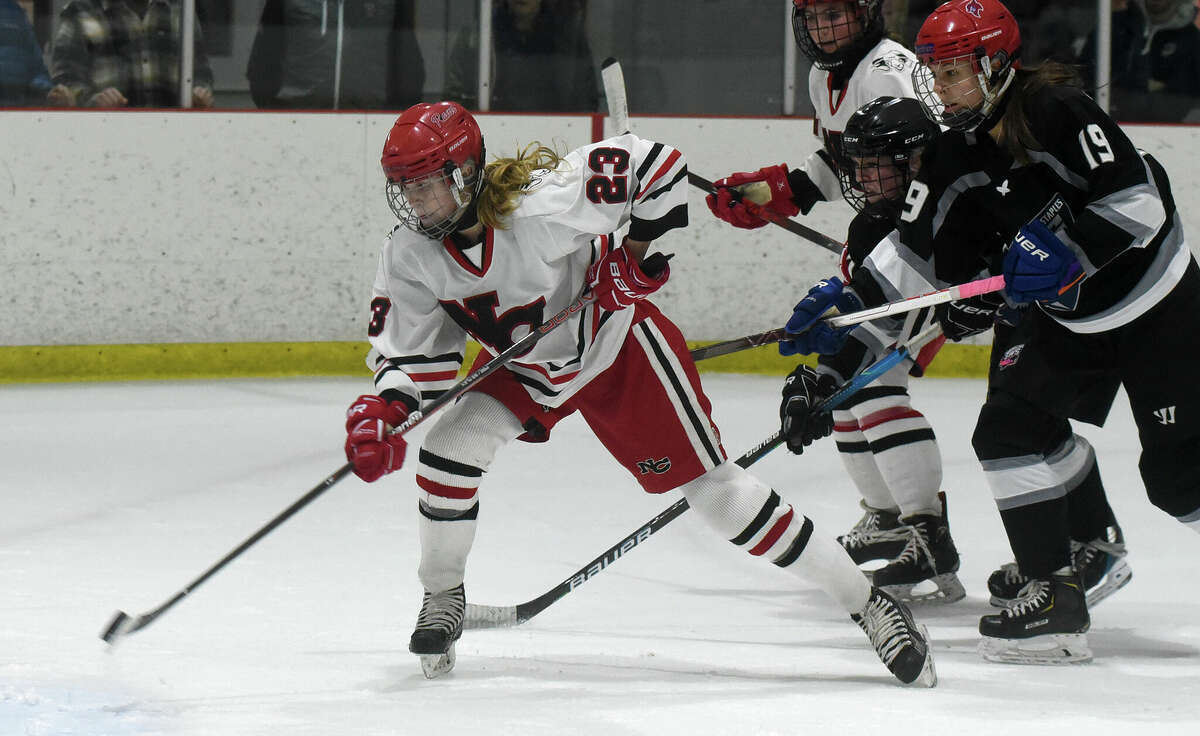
[[999, 496, 1072, 579], [1066, 463, 1116, 542]]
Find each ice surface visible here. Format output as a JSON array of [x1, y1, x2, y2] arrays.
[[2, 375, 1199, 735]]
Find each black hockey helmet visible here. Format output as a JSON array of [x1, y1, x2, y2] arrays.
[[838, 96, 939, 220], [792, 0, 886, 72]]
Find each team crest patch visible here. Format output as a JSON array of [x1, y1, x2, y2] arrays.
[[998, 343, 1024, 369], [636, 457, 672, 475], [965, 0, 985, 19], [872, 52, 912, 72]]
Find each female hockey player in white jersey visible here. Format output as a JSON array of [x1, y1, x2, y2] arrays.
[[340, 100, 936, 685], [705, 0, 961, 604], [784, 0, 1194, 664]]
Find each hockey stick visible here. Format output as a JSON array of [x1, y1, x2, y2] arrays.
[[99, 279, 646, 645], [689, 328, 787, 362], [688, 273, 1005, 363], [600, 57, 629, 135], [688, 171, 844, 255], [464, 321, 944, 629]]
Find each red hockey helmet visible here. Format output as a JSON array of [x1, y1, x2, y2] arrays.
[[382, 101, 486, 239], [791, 0, 885, 71], [911, 0, 1021, 131]]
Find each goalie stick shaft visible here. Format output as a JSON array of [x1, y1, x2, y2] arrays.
[[687, 171, 844, 254], [101, 290, 605, 645], [463, 322, 942, 629]]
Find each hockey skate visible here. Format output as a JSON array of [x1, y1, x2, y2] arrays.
[[1073, 526, 1132, 607], [978, 573, 1092, 665], [838, 503, 907, 564], [872, 507, 965, 605], [410, 584, 466, 679], [988, 525, 1131, 608], [851, 587, 937, 687]]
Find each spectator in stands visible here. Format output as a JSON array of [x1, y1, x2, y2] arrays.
[[1, 0, 53, 106], [445, 0, 598, 112], [47, 0, 214, 108], [1141, 0, 1200, 95], [246, 0, 424, 110], [1078, 0, 1200, 120]]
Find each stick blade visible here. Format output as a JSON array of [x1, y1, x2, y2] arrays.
[[463, 603, 519, 630], [600, 57, 629, 135], [100, 610, 133, 644]]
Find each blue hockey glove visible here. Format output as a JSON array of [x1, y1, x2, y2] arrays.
[[1002, 221, 1085, 304], [778, 278, 860, 356]]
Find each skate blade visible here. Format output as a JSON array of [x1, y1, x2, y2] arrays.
[[883, 573, 966, 606], [1086, 560, 1132, 607], [978, 633, 1092, 665], [910, 624, 937, 688], [419, 644, 457, 679]]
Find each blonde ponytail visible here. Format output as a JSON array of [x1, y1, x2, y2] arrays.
[[476, 143, 566, 229]]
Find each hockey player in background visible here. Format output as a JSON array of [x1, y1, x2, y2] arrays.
[[705, 0, 962, 604], [782, 0, 1190, 664], [340, 100, 936, 685]]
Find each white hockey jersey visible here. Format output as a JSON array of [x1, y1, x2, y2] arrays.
[[800, 38, 919, 202], [366, 133, 689, 409]]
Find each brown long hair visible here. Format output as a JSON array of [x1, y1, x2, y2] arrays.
[[475, 143, 566, 229], [995, 61, 1083, 163]]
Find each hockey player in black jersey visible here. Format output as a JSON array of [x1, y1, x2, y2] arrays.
[[783, 0, 1199, 664], [782, 95, 967, 605], [704, 0, 963, 605]]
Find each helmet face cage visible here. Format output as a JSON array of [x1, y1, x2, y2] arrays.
[[838, 152, 917, 220], [912, 50, 1016, 131], [792, 0, 884, 71], [385, 159, 482, 240]]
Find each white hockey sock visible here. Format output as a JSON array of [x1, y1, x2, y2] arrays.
[[832, 409, 900, 514], [680, 462, 872, 614], [418, 514, 478, 593], [415, 392, 523, 593], [853, 406, 943, 518]]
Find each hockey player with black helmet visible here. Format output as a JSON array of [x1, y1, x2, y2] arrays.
[[705, 0, 963, 607], [783, 0, 1198, 664]]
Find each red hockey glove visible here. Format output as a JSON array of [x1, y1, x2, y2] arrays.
[[585, 244, 671, 311], [705, 164, 800, 229], [344, 394, 410, 482]]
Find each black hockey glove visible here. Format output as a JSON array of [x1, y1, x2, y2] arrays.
[[779, 365, 837, 455], [935, 293, 1015, 341]]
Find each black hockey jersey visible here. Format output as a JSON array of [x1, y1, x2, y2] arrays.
[[856, 81, 1191, 335]]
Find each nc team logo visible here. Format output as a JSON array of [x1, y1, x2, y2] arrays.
[[998, 343, 1024, 369], [965, 0, 985, 19], [1153, 406, 1177, 425], [636, 457, 672, 475]]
